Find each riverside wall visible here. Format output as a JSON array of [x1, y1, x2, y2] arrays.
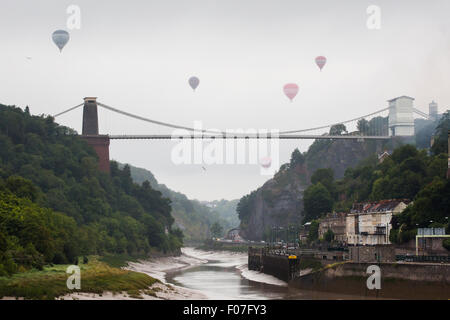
[[248, 247, 298, 282], [289, 261, 450, 299]]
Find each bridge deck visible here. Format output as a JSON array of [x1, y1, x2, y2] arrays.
[[108, 134, 391, 140]]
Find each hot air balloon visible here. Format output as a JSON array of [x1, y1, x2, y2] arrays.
[[188, 76, 200, 91], [315, 56, 327, 71], [260, 156, 272, 169], [283, 83, 299, 102], [52, 30, 70, 52]]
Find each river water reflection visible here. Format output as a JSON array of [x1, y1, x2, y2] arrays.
[[165, 248, 370, 300]]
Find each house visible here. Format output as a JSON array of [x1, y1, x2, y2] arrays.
[[346, 199, 411, 246], [318, 212, 347, 244], [226, 228, 241, 241], [299, 222, 311, 243], [377, 150, 391, 163]]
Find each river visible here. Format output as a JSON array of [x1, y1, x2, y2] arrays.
[[164, 248, 369, 300]]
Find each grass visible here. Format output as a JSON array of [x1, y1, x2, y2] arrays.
[[299, 258, 323, 271], [0, 256, 159, 300], [99, 253, 148, 268]]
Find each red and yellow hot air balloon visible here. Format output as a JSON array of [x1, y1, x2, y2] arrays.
[[315, 56, 327, 71], [283, 83, 299, 102]]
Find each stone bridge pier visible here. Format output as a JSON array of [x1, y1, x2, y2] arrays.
[[81, 97, 110, 173]]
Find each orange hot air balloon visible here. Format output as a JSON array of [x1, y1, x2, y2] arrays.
[[283, 83, 299, 102], [315, 56, 327, 71]]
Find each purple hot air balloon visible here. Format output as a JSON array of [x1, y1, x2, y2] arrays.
[[188, 76, 200, 91]]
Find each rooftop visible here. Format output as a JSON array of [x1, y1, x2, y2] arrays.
[[350, 199, 411, 214], [387, 96, 415, 102]]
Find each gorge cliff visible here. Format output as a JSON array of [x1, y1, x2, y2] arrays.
[[238, 138, 389, 240]]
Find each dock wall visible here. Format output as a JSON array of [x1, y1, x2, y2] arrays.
[[290, 262, 450, 299]]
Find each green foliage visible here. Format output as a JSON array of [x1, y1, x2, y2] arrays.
[[415, 118, 438, 149], [329, 124, 347, 136], [443, 239, 450, 251], [311, 168, 337, 199], [331, 142, 448, 244], [324, 229, 335, 243], [298, 258, 322, 271], [0, 104, 183, 274], [303, 182, 333, 223], [334, 144, 447, 212], [0, 191, 78, 275], [290, 148, 305, 168], [390, 178, 450, 243], [123, 163, 238, 243], [430, 111, 450, 155], [307, 220, 319, 242], [357, 117, 388, 136], [0, 258, 158, 300], [210, 222, 224, 238], [237, 191, 257, 226]]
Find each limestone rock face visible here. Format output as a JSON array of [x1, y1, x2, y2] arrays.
[[239, 139, 385, 241]]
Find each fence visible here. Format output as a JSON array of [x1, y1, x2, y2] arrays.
[[396, 255, 450, 263]]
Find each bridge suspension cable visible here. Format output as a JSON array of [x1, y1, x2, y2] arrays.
[[278, 107, 389, 134], [413, 108, 431, 120], [97, 101, 390, 136], [53, 100, 390, 137], [97, 102, 227, 135], [53, 103, 84, 118]]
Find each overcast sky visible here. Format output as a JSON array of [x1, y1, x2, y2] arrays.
[[1, 0, 449, 200]]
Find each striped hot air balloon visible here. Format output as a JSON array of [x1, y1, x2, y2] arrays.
[[52, 30, 70, 52], [283, 83, 299, 102], [315, 56, 327, 71]]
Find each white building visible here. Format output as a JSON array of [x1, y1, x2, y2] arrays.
[[429, 100, 438, 121], [388, 96, 415, 136], [346, 199, 410, 246]]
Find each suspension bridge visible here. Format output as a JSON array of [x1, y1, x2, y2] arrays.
[[53, 96, 433, 172]]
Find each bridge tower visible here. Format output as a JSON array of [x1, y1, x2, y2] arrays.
[[388, 96, 415, 137], [81, 97, 110, 173]]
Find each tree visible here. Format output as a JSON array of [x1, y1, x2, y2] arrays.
[[303, 182, 333, 222], [324, 229, 335, 243], [307, 220, 319, 242], [329, 124, 347, 136], [290, 148, 305, 168], [5, 176, 39, 202], [311, 168, 336, 198], [443, 239, 450, 251], [210, 222, 223, 238], [0, 103, 184, 271], [357, 119, 370, 134], [431, 111, 450, 155], [391, 144, 418, 164]]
